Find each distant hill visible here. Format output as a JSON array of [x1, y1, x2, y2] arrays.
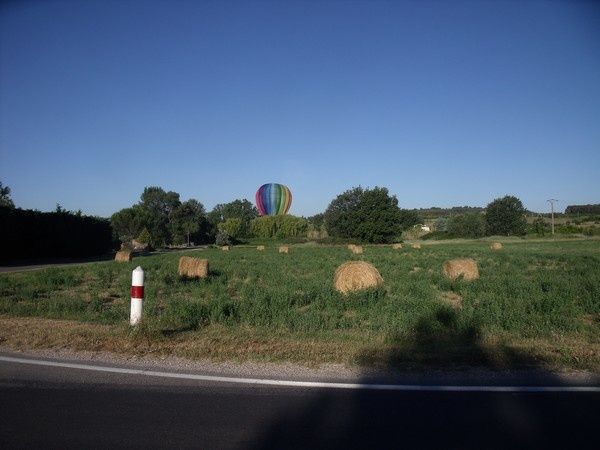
[[410, 206, 485, 219]]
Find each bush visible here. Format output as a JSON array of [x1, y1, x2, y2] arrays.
[[249, 215, 308, 239], [447, 213, 486, 238], [215, 231, 233, 246], [531, 217, 548, 237]]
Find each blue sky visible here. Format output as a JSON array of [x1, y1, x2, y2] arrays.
[[1, 0, 599, 217]]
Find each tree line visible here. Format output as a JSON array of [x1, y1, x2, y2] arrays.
[[0, 179, 542, 263], [564, 204, 600, 215]]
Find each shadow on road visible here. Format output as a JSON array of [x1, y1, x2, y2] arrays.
[[252, 308, 599, 449]]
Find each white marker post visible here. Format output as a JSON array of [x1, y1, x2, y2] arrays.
[[130, 266, 144, 326]]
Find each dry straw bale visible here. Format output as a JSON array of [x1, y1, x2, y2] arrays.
[[221, 246, 230, 251], [392, 243, 403, 249], [490, 242, 503, 250], [442, 258, 479, 281], [347, 244, 356, 250], [351, 245, 363, 254], [257, 245, 265, 251], [114, 250, 132, 262], [178, 256, 209, 279], [412, 243, 421, 249], [334, 261, 384, 294], [279, 246, 289, 254]]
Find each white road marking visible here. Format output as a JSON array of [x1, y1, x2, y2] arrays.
[[1, 355, 599, 392]]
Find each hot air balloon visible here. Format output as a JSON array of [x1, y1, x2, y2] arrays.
[[255, 183, 292, 216]]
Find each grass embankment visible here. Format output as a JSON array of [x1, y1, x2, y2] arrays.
[[0, 240, 599, 371]]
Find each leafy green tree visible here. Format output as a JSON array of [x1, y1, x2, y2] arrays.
[[136, 227, 152, 245], [485, 195, 527, 236], [0, 181, 14, 208], [139, 186, 181, 246], [170, 199, 207, 245], [218, 218, 243, 240], [208, 199, 257, 237], [110, 205, 151, 243], [447, 213, 486, 238], [323, 186, 406, 243]]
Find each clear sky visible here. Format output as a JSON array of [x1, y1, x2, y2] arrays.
[[1, 0, 599, 217]]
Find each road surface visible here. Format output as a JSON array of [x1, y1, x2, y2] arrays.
[[0, 352, 598, 449]]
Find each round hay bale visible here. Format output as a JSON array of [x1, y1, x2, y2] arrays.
[[490, 242, 503, 250], [351, 245, 363, 254], [257, 245, 265, 251], [178, 256, 209, 279], [392, 243, 403, 249], [334, 261, 383, 294], [411, 243, 421, 249], [279, 246, 289, 254], [347, 244, 356, 250], [221, 246, 230, 251], [442, 258, 479, 281], [115, 250, 132, 262]]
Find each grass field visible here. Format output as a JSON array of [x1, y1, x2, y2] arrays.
[[1, 239, 599, 371]]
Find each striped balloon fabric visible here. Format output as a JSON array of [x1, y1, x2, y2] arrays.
[[255, 183, 292, 216]]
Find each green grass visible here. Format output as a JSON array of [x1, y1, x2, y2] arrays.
[[1, 240, 599, 369]]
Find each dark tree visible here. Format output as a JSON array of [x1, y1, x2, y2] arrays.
[[324, 186, 405, 243], [485, 195, 527, 236], [139, 186, 181, 246], [171, 199, 209, 245], [0, 181, 15, 208], [110, 205, 151, 243]]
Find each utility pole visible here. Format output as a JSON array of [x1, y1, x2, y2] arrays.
[[547, 199, 558, 235]]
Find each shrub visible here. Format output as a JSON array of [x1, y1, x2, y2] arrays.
[[250, 215, 308, 239], [215, 231, 233, 246], [447, 213, 486, 238]]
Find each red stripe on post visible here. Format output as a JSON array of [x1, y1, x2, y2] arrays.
[[131, 286, 144, 298]]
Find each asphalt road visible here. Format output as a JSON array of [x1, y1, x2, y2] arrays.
[[1, 354, 599, 450]]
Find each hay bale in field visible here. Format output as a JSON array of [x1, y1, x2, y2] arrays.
[[351, 245, 363, 254], [257, 245, 265, 251], [114, 250, 132, 262], [347, 244, 356, 250], [279, 246, 289, 254], [221, 245, 230, 251], [178, 256, 209, 279], [442, 258, 479, 281], [411, 243, 421, 249], [490, 242, 503, 250], [392, 243, 403, 249], [334, 261, 383, 294]]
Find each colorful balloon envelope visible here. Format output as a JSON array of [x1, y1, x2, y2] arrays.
[[255, 183, 292, 216]]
